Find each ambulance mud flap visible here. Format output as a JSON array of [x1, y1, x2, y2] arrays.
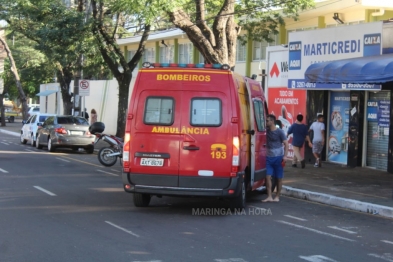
[[229, 175, 246, 211]]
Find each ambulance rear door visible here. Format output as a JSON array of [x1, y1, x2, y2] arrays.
[[131, 89, 183, 187], [178, 90, 232, 188]]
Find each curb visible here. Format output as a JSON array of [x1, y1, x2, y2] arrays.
[[282, 186, 393, 219]]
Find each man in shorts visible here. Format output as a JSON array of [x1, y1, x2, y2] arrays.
[[309, 114, 325, 167], [262, 114, 289, 203]]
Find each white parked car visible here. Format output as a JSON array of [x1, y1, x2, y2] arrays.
[[27, 106, 40, 118], [21, 113, 56, 146]]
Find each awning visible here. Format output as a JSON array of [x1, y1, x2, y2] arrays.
[[305, 53, 393, 84], [36, 90, 57, 96]]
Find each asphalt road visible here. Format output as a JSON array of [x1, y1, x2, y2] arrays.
[[1, 132, 393, 262]]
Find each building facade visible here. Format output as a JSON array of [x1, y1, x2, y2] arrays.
[[114, 0, 393, 172]]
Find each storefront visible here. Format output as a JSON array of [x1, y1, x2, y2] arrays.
[[285, 21, 393, 172]]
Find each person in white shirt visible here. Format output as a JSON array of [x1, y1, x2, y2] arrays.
[[309, 114, 325, 167]]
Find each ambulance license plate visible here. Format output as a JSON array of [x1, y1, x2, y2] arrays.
[[140, 158, 164, 166]]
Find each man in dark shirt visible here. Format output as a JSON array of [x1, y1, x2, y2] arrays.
[[82, 108, 89, 122], [287, 114, 311, 168]]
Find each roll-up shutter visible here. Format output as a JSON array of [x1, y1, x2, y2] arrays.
[[366, 91, 390, 170]]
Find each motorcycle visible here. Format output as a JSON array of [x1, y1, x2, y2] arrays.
[[96, 134, 123, 166], [90, 122, 123, 167]]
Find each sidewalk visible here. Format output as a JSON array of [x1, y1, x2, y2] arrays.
[[1, 120, 393, 218]]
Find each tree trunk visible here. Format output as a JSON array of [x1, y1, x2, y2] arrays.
[[168, 0, 238, 68], [0, 93, 5, 126], [0, 35, 29, 120], [57, 67, 74, 115]]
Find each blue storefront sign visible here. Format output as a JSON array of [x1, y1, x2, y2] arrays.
[[378, 100, 390, 127], [288, 80, 382, 91], [367, 100, 390, 126], [367, 100, 378, 121]]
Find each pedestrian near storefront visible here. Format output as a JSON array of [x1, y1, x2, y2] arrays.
[[262, 114, 289, 203], [309, 114, 325, 167], [287, 113, 311, 168]]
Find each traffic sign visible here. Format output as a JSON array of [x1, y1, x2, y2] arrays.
[[79, 80, 90, 96]]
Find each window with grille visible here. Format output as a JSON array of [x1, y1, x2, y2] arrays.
[[179, 43, 193, 64], [159, 45, 174, 63], [236, 39, 246, 62]]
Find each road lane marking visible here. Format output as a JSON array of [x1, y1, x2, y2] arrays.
[[97, 169, 119, 176], [1, 142, 9, 145], [105, 221, 139, 237], [327, 226, 357, 234], [299, 255, 338, 262], [277, 220, 355, 242], [284, 215, 307, 221], [381, 240, 393, 245], [56, 157, 70, 163], [0, 168, 9, 173], [33, 186, 56, 196], [214, 259, 248, 262], [110, 169, 120, 172], [368, 253, 393, 262], [25, 149, 36, 152], [58, 155, 103, 168]]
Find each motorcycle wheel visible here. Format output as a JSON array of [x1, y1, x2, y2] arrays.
[[98, 147, 118, 167]]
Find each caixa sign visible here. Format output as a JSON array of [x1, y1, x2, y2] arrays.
[[289, 41, 302, 70], [367, 100, 378, 121]]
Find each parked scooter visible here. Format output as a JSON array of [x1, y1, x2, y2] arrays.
[[89, 122, 123, 167]]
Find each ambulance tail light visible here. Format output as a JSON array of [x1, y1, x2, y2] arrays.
[[123, 132, 131, 170], [231, 137, 240, 176]]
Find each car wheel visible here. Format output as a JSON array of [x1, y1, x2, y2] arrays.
[[36, 134, 43, 149], [85, 146, 94, 154], [30, 134, 36, 147], [133, 193, 151, 207], [20, 133, 27, 144], [230, 179, 246, 211], [48, 137, 56, 152]]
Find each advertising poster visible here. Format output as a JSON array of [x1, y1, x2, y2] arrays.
[[267, 88, 307, 159], [328, 91, 350, 164]]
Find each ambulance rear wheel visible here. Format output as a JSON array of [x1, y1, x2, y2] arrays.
[[230, 180, 246, 211], [133, 193, 151, 207]]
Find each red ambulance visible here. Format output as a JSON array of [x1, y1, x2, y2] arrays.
[[122, 62, 268, 209]]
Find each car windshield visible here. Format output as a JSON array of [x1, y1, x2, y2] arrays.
[[57, 116, 89, 125]]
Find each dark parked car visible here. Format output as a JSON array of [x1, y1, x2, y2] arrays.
[[36, 115, 95, 153]]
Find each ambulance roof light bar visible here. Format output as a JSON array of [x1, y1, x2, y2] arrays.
[[141, 62, 231, 70]]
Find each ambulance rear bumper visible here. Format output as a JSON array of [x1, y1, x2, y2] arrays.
[[122, 172, 243, 197]]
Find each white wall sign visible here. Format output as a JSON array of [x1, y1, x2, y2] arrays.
[[79, 80, 90, 96], [266, 46, 289, 88]]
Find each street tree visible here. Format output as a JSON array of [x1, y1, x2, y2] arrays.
[[89, 0, 166, 137], [0, 0, 110, 116], [164, 0, 314, 68], [0, 35, 29, 123]]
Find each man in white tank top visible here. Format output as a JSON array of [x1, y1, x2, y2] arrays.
[[309, 114, 325, 167]]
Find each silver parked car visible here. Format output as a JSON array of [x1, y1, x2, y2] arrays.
[[36, 115, 95, 153]]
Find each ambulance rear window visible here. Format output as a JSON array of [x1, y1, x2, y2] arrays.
[[253, 100, 266, 131], [144, 97, 174, 125], [190, 98, 222, 126]]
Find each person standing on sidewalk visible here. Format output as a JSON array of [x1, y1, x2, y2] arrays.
[[262, 114, 289, 203], [287, 113, 311, 168], [309, 114, 325, 167]]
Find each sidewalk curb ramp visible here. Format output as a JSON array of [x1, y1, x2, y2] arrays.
[[282, 186, 393, 219]]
